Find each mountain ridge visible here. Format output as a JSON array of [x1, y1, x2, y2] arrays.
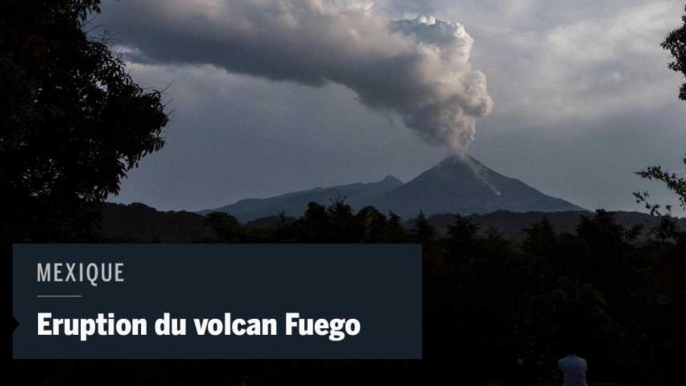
[[204, 154, 585, 221], [202, 174, 404, 220]]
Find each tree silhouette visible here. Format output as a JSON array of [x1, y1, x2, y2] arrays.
[[635, 160, 686, 215], [206, 212, 243, 242], [412, 211, 436, 245], [384, 212, 409, 242], [663, 7, 686, 101], [355, 206, 387, 243], [445, 214, 479, 260], [635, 7, 686, 214], [0, 0, 168, 243]]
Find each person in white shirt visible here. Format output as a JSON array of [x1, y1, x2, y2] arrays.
[[557, 354, 588, 386]]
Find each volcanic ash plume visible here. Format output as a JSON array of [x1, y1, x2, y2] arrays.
[[108, 1, 494, 151]]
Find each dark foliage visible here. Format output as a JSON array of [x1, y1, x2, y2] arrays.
[[663, 6, 686, 101], [187, 203, 686, 385], [56, 202, 685, 385], [635, 7, 686, 215], [2, 2, 167, 382], [635, 156, 686, 215], [0, 0, 168, 244]]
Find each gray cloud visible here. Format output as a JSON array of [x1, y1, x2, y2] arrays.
[[101, 0, 492, 152], [101, 0, 686, 214], [427, 0, 684, 126]]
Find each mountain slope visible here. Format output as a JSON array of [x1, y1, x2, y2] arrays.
[[205, 154, 584, 220], [204, 175, 403, 221], [371, 155, 584, 218]]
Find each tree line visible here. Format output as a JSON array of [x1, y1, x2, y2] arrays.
[[203, 201, 686, 384]]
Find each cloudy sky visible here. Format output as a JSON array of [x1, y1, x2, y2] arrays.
[[99, 0, 686, 214]]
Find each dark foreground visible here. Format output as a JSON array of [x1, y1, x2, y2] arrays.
[[6, 202, 686, 385]]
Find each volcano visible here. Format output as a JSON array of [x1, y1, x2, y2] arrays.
[[368, 155, 584, 218], [205, 155, 584, 221]]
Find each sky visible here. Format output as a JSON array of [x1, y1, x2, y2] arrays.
[[99, 0, 686, 214]]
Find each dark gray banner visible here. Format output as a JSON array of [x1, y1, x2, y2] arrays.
[[13, 244, 422, 359]]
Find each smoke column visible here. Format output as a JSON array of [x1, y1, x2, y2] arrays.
[[103, 0, 494, 152]]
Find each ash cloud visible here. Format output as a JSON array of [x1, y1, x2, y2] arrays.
[[102, 0, 493, 151]]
